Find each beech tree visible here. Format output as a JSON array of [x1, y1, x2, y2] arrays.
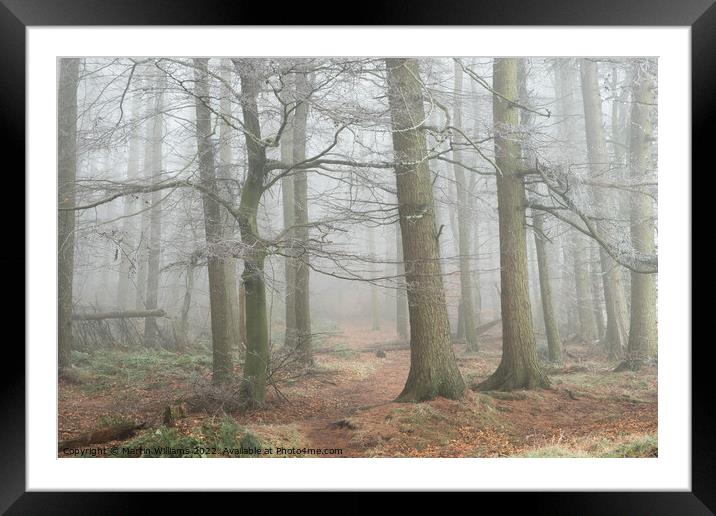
[[451, 61, 478, 351], [554, 59, 599, 343], [116, 90, 141, 310], [292, 69, 313, 364], [385, 57, 466, 401], [58, 57, 81, 372], [477, 58, 549, 391], [194, 58, 233, 384], [217, 61, 243, 355], [234, 59, 271, 402], [143, 72, 165, 347], [620, 58, 658, 371], [580, 59, 630, 358]]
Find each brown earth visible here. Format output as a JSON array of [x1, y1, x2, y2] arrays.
[[58, 325, 657, 458]]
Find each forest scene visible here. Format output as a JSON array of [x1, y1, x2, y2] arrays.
[[57, 56, 658, 458]]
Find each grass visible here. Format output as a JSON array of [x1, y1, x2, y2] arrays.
[[73, 348, 213, 393], [519, 433, 657, 458], [355, 394, 512, 456], [317, 354, 374, 379]]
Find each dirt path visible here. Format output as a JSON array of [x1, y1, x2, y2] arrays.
[[58, 327, 658, 458], [298, 349, 410, 456]]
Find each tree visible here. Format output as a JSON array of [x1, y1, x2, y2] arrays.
[[555, 59, 599, 343], [292, 69, 313, 364], [451, 61, 478, 351], [385, 58, 466, 402], [620, 59, 658, 371], [368, 226, 381, 331], [58, 58, 81, 372], [135, 69, 157, 311], [533, 212, 563, 363], [477, 58, 549, 391], [117, 90, 141, 310], [143, 71, 165, 347], [217, 61, 242, 355], [193, 58, 232, 384], [579, 59, 630, 358], [395, 222, 408, 338], [234, 59, 270, 404], [280, 75, 297, 349]]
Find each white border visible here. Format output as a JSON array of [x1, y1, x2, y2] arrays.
[[27, 27, 691, 490]]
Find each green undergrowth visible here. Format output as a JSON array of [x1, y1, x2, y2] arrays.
[[69, 348, 213, 393], [114, 415, 262, 458]]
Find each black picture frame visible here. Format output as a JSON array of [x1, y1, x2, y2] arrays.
[[1, 0, 708, 512]]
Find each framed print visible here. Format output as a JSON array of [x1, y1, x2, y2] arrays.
[[2, 0, 710, 511]]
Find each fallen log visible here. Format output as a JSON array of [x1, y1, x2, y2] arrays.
[[475, 318, 501, 336], [314, 341, 409, 355], [58, 421, 148, 450], [72, 309, 166, 321]]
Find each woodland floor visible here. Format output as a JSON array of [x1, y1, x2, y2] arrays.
[[58, 325, 657, 458]]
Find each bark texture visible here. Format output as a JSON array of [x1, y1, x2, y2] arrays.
[[395, 222, 409, 338], [385, 58, 466, 402], [621, 59, 658, 371], [194, 59, 232, 384], [235, 59, 270, 404], [477, 58, 549, 391], [533, 214, 563, 364]]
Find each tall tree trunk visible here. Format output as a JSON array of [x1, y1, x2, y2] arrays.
[[611, 65, 634, 314], [469, 64, 483, 327], [117, 91, 141, 310], [385, 58, 465, 402], [280, 76, 297, 349], [395, 222, 409, 339], [194, 58, 232, 384], [218, 61, 242, 355], [533, 213, 563, 363], [621, 59, 658, 370], [573, 233, 598, 342], [554, 60, 600, 343], [58, 58, 81, 371], [293, 70, 312, 364], [143, 72, 165, 347], [478, 58, 549, 391], [368, 227, 381, 331], [451, 62, 478, 350], [590, 243, 606, 339], [528, 238, 544, 334], [560, 238, 577, 336], [580, 59, 630, 359], [238, 283, 247, 354], [234, 59, 269, 404], [176, 257, 196, 351], [469, 177, 483, 328], [135, 69, 159, 311]]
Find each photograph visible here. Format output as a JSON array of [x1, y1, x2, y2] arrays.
[[56, 55, 659, 460]]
